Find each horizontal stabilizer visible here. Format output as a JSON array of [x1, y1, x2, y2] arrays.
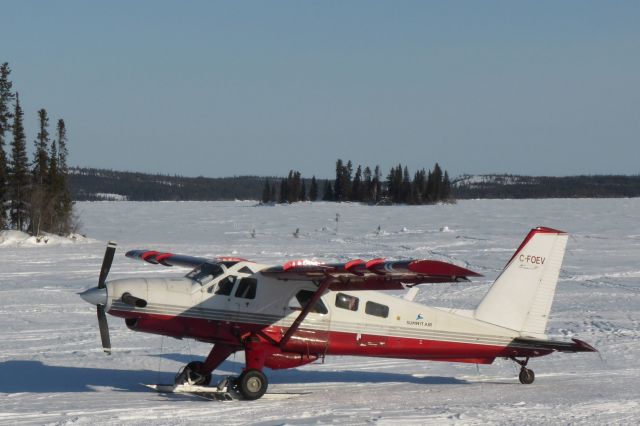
[[511, 337, 597, 353]]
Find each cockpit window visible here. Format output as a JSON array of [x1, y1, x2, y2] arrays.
[[234, 278, 257, 299], [288, 290, 328, 314], [214, 275, 237, 295], [186, 263, 223, 285]]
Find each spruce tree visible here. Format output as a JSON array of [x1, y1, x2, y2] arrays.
[[47, 141, 59, 231], [309, 176, 318, 201], [441, 171, 451, 201], [54, 119, 73, 234], [373, 165, 382, 203], [30, 109, 51, 235], [33, 109, 50, 185], [352, 165, 363, 201], [334, 159, 344, 201], [0, 62, 14, 229], [8, 94, 30, 231]]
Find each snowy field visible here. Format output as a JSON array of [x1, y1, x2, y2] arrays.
[[1, 199, 639, 425]]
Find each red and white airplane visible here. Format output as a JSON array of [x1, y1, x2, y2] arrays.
[[80, 227, 596, 400]]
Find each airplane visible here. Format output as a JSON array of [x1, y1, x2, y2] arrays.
[[79, 227, 596, 400]]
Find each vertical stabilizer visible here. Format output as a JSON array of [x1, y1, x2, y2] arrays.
[[474, 227, 568, 338]]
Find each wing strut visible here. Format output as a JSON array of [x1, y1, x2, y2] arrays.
[[279, 277, 334, 349]]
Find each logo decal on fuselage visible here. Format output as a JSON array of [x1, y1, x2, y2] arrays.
[[406, 313, 432, 327]]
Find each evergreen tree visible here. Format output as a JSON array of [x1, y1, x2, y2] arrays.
[[412, 169, 426, 204], [401, 166, 411, 203], [432, 163, 443, 202], [309, 176, 318, 201], [54, 119, 73, 234], [363, 166, 373, 202], [373, 165, 382, 202], [0, 62, 14, 229], [441, 171, 451, 201], [386, 164, 403, 203], [334, 159, 345, 201], [351, 165, 363, 201], [33, 108, 50, 185], [29, 109, 51, 235], [8, 93, 30, 231], [47, 140, 59, 231], [344, 160, 353, 200]]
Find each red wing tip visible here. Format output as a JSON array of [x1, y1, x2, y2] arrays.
[[282, 259, 324, 271]]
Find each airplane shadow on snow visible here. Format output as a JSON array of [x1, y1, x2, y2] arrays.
[[0, 359, 172, 393], [0, 355, 467, 393]]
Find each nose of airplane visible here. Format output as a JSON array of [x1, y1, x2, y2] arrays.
[[79, 287, 108, 306]]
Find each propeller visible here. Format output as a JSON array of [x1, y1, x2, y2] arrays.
[[97, 241, 116, 354], [80, 241, 116, 354]]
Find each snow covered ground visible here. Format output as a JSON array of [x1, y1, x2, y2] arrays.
[[1, 199, 638, 425]]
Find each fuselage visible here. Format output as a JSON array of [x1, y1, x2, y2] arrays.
[[104, 260, 553, 368]]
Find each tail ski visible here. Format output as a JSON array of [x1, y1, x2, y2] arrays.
[[474, 227, 568, 338]]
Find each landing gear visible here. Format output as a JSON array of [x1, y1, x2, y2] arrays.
[[519, 367, 535, 384], [509, 356, 535, 385], [175, 361, 212, 386], [237, 369, 268, 400]]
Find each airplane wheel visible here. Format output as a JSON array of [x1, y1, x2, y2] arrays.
[[238, 369, 268, 400], [518, 368, 535, 384], [175, 361, 212, 386]]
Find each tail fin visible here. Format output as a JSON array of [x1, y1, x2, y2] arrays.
[[474, 227, 568, 338]]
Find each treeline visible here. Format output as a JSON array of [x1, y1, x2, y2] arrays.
[[69, 168, 268, 201], [453, 174, 640, 199], [0, 62, 74, 236], [261, 159, 453, 204]]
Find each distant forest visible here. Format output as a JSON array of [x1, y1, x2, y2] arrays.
[[453, 174, 640, 198], [68, 166, 640, 202]]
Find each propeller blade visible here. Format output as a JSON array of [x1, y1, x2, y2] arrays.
[[97, 304, 111, 354], [98, 241, 117, 289]]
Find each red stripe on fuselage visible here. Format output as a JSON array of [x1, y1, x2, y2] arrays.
[[109, 309, 552, 362]]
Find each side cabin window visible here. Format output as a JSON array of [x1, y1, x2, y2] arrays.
[[335, 293, 359, 311], [365, 301, 389, 318], [234, 278, 257, 299], [186, 263, 223, 285], [212, 275, 237, 295], [288, 290, 328, 314]]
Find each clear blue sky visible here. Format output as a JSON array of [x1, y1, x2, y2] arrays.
[[2, 1, 639, 178]]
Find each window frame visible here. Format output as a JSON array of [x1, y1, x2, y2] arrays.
[[234, 277, 257, 299], [335, 292, 359, 311], [365, 301, 389, 318]]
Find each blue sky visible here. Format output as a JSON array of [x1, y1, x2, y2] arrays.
[[2, 1, 639, 178]]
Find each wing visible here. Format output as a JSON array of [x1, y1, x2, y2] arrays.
[[126, 249, 247, 269], [260, 258, 482, 291]]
